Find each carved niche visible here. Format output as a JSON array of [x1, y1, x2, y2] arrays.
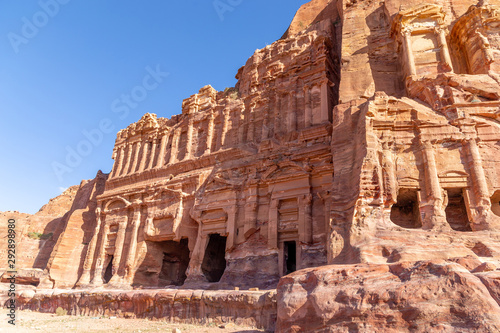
[[392, 4, 454, 78]]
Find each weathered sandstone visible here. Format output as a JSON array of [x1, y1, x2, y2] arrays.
[[277, 261, 500, 332], [15, 288, 276, 331]]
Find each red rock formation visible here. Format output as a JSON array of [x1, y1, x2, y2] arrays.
[[277, 261, 500, 332], [15, 288, 276, 331], [0, 172, 106, 288]]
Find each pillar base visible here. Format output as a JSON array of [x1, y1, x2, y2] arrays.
[[422, 215, 450, 231], [470, 212, 500, 231]]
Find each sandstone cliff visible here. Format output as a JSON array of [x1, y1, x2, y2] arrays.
[[0, 171, 107, 287]]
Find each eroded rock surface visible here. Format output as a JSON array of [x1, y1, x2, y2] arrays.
[[277, 261, 500, 332], [15, 288, 276, 331]]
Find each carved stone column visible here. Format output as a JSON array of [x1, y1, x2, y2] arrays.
[[220, 108, 230, 149], [121, 144, 133, 176], [288, 92, 297, 132], [464, 138, 496, 230], [124, 205, 142, 284], [436, 27, 454, 72], [420, 140, 448, 229], [156, 132, 169, 168], [205, 111, 215, 155], [274, 93, 282, 135], [171, 192, 184, 240], [261, 107, 270, 141], [298, 194, 313, 244], [169, 129, 180, 164], [226, 205, 237, 251], [147, 139, 157, 169], [238, 109, 246, 144], [268, 198, 279, 249], [186, 118, 194, 160], [246, 104, 255, 142], [382, 142, 397, 205], [322, 193, 332, 244], [320, 80, 331, 123], [130, 142, 141, 174], [108, 219, 128, 285], [304, 85, 312, 127], [244, 185, 258, 237], [138, 141, 150, 172], [110, 147, 124, 178], [77, 206, 103, 286], [186, 227, 209, 281], [402, 30, 417, 76], [90, 222, 110, 286]]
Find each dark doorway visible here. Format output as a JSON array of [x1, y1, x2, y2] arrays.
[[390, 189, 422, 228], [284, 241, 297, 275], [103, 255, 113, 283], [491, 190, 500, 217], [445, 188, 471, 231], [201, 234, 227, 283], [157, 239, 190, 287]]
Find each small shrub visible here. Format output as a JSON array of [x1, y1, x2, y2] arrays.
[[27, 232, 42, 240], [55, 307, 67, 316], [40, 233, 53, 240], [28, 232, 53, 240]]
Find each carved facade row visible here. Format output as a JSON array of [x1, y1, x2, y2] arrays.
[[74, 2, 500, 289]]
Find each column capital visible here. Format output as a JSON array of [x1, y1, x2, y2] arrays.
[[401, 26, 412, 37]]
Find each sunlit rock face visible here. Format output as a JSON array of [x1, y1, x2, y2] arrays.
[[4, 0, 500, 331]]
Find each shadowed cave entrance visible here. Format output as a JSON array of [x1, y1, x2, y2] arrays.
[[157, 239, 190, 287], [390, 189, 422, 228], [103, 255, 114, 284], [491, 190, 500, 217], [284, 241, 297, 275], [201, 234, 227, 283], [445, 188, 471, 232]]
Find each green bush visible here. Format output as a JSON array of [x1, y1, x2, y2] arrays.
[[40, 233, 53, 240], [27, 232, 53, 240], [55, 307, 67, 316], [27, 232, 42, 240]]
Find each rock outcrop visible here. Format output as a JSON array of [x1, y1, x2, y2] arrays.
[[15, 288, 276, 331], [277, 261, 500, 332], [0, 172, 107, 288]]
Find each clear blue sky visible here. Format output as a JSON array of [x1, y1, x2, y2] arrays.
[[0, 0, 308, 214]]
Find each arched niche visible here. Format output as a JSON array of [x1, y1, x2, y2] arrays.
[[390, 188, 422, 229], [104, 197, 129, 212], [491, 190, 500, 217]]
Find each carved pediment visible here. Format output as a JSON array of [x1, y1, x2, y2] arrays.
[[439, 170, 468, 178], [200, 209, 227, 224], [204, 170, 245, 193], [262, 161, 310, 182], [392, 4, 446, 34], [439, 170, 469, 187], [104, 197, 131, 212], [399, 177, 421, 188]]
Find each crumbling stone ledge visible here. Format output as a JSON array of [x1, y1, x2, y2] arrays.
[[12, 288, 277, 331]]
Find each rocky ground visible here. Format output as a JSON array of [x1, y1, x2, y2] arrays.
[[0, 310, 264, 333]]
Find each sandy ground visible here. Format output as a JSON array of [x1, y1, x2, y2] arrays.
[[0, 310, 266, 333]]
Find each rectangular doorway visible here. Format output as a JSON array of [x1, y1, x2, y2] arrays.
[[284, 241, 297, 275]]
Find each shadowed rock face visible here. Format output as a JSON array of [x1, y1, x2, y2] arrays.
[[3, 0, 500, 331], [277, 261, 500, 332]]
